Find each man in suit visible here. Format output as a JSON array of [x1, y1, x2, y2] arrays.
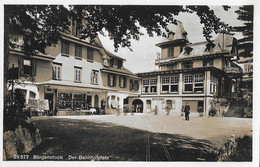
[[184, 102, 190, 121]]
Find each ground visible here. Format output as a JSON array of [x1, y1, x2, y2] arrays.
[[22, 114, 252, 161]]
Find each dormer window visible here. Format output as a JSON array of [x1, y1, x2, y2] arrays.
[[182, 61, 193, 69], [205, 42, 216, 52], [182, 31, 188, 38], [168, 32, 175, 40], [184, 46, 193, 55]]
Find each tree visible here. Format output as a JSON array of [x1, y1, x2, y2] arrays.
[[232, 5, 253, 59], [72, 5, 231, 51], [4, 5, 231, 98]]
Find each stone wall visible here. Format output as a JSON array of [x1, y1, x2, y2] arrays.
[[3, 125, 42, 160]]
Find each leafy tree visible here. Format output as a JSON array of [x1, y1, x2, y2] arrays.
[[4, 5, 231, 99], [233, 5, 253, 59], [72, 5, 231, 51]]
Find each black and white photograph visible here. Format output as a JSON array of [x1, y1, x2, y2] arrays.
[[1, 1, 258, 167]]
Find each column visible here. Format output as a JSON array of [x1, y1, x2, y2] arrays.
[[179, 73, 183, 96]]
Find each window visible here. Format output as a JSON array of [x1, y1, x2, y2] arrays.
[[210, 76, 218, 93], [184, 46, 193, 55], [161, 76, 178, 93], [130, 80, 134, 91], [75, 45, 82, 59], [74, 67, 82, 82], [182, 61, 193, 69], [53, 64, 61, 80], [87, 48, 94, 61], [184, 74, 204, 93], [142, 79, 157, 93], [134, 80, 139, 91], [108, 74, 116, 87], [194, 74, 204, 92], [167, 63, 178, 70], [150, 79, 157, 93], [61, 41, 69, 55], [118, 60, 123, 69], [203, 59, 213, 67], [162, 77, 170, 92], [23, 59, 32, 75], [29, 91, 36, 99], [168, 47, 174, 58], [205, 42, 216, 52], [184, 75, 193, 92], [119, 76, 127, 88], [170, 76, 179, 92], [142, 79, 149, 93], [91, 70, 98, 84]]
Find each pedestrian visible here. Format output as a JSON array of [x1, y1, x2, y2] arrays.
[[154, 105, 158, 115], [131, 105, 135, 115], [184, 102, 190, 121]]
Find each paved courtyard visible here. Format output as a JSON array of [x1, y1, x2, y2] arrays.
[[26, 114, 252, 161]]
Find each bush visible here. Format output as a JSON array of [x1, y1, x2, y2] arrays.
[[218, 135, 252, 161], [209, 107, 218, 117], [4, 89, 33, 132], [230, 136, 252, 161]]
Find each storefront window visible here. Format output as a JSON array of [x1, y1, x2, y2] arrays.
[[57, 93, 92, 110]]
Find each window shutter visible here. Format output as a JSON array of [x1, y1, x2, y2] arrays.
[[124, 77, 127, 88], [108, 74, 110, 86], [113, 75, 116, 87], [19, 58, 24, 76], [32, 60, 37, 77]]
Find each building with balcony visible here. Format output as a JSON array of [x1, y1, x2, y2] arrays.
[[128, 21, 243, 116]]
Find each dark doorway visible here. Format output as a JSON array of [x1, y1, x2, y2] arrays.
[[94, 95, 99, 108], [44, 93, 53, 115], [132, 99, 143, 113]]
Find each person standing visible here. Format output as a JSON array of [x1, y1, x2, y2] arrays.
[[184, 102, 190, 121]]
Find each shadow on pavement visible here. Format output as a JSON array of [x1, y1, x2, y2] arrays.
[[27, 117, 217, 161]]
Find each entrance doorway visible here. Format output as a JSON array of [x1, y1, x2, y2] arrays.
[[132, 99, 143, 113], [44, 93, 53, 115], [94, 95, 99, 108]]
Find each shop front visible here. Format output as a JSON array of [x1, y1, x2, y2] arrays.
[[39, 84, 107, 116]]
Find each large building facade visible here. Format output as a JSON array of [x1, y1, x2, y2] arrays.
[[8, 21, 140, 115], [8, 20, 243, 116], [128, 21, 243, 116]]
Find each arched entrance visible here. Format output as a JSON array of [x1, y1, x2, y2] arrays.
[[132, 99, 143, 113]]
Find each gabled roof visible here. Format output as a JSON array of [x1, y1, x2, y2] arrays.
[[104, 49, 125, 61]]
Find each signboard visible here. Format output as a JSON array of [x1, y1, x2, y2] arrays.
[[152, 98, 165, 101], [224, 67, 242, 74]]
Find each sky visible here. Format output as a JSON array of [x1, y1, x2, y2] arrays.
[[99, 6, 245, 73]]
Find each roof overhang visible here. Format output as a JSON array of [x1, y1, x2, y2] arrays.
[[137, 67, 225, 77], [9, 49, 55, 61], [101, 68, 139, 79], [60, 32, 101, 50], [156, 39, 188, 48]]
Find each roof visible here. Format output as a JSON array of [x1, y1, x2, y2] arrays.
[[167, 33, 234, 62], [167, 21, 189, 41], [9, 49, 55, 61], [105, 49, 125, 61], [156, 21, 189, 47], [101, 67, 139, 79]]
